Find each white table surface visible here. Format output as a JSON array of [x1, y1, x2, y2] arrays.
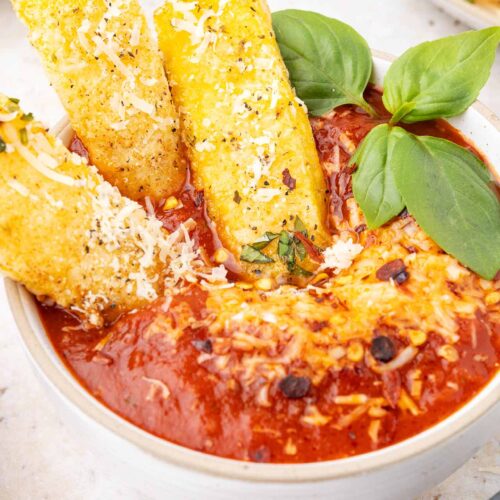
[[0, 0, 499, 498]]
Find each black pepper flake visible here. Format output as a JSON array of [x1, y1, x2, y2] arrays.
[[371, 336, 396, 363], [376, 259, 408, 283], [282, 168, 296, 190], [192, 339, 213, 354], [394, 270, 409, 284], [278, 374, 311, 399], [194, 191, 204, 208], [233, 190, 241, 204], [250, 446, 270, 463]]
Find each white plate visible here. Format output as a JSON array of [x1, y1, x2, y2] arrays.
[[428, 0, 500, 29]]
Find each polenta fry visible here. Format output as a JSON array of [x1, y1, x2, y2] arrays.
[[154, 0, 329, 279], [12, 0, 186, 201], [0, 95, 189, 326]]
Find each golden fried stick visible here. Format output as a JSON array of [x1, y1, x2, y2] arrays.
[[0, 96, 189, 326], [154, 0, 329, 279], [12, 0, 185, 201]]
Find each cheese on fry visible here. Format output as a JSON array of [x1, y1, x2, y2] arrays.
[[0, 96, 179, 325], [154, 0, 329, 278], [12, 0, 186, 201]]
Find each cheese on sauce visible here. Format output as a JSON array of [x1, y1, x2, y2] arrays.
[[197, 209, 498, 428]]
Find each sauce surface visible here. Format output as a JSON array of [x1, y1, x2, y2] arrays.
[[39, 88, 500, 463]]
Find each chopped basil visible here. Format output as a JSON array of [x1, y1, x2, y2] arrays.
[[251, 232, 279, 250], [294, 216, 307, 235], [9, 97, 20, 104], [0, 137, 6, 153], [241, 218, 314, 276], [288, 262, 313, 277], [294, 238, 307, 261], [21, 112, 34, 122], [278, 231, 293, 260], [19, 128, 28, 145], [240, 245, 274, 264]]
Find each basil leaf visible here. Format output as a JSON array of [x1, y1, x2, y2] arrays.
[[251, 232, 279, 250], [288, 262, 313, 277], [278, 231, 294, 262], [272, 10, 375, 117], [351, 124, 405, 228], [240, 245, 274, 264], [391, 129, 500, 279], [294, 238, 307, 261], [294, 216, 307, 235], [383, 28, 500, 123]]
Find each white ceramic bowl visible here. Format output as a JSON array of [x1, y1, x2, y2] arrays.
[[5, 52, 500, 500]]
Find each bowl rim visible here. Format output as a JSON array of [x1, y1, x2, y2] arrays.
[[4, 50, 500, 483]]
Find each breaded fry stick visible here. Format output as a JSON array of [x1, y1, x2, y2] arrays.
[[0, 96, 180, 325], [154, 0, 329, 278], [12, 0, 185, 201]]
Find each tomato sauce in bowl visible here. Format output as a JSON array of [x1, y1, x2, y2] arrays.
[[37, 87, 500, 464]]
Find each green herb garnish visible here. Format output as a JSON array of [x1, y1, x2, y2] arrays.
[[278, 229, 311, 273], [383, 28, 500, 124], [19, 128, 28, 145], [21, 112, 34, 122], [294, 216, 308, 235], [240, 219, 315, 276], [251, 232, 279, 250], [351, 124, 404, 228], [278, 230, 293, 261], [272, 10, 376, 117], [240, 245, 274, 264], [391, 130, 500, 279], [275, 12, 500, 279], [0, 138, 6, 153], [288, 262, 313, 277]]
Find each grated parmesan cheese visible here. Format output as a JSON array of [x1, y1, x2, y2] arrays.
[[320, 238, 364, 274]]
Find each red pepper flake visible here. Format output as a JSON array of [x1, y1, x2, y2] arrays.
[[294, 231, 324, 263], [310, 320, 329, 332], [68, 135, 90, 163], [381, 370, 401, 408], [282, 168, 296, 190]]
